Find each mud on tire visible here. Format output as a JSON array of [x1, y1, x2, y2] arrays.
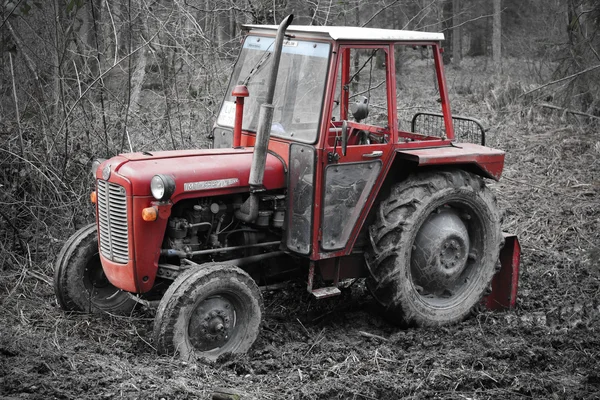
[[366, 169, 503, 326], [54, 223, 137, 314], [153, 264, 263, 361]]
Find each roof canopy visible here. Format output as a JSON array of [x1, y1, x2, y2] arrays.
[[242, 25, 444, 42]]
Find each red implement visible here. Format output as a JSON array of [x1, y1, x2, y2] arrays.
[[485, 234, 521, 310]]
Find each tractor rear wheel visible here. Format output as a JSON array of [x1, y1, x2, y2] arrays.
[[54, 223, 137, 314], [153, 264, 263, 361], [366, 169, 503, 326]]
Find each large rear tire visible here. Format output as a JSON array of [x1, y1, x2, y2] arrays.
[[366, 170, 503, 326], [54, 223, 137, 314], [153, 264, 263, 361]]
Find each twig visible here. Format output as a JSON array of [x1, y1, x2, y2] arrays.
[[0, 0, 24, 29], [520, 64, 600, 97], [296, 318, 310, 337], [446, 12, 499, 31], [131, 324, 157, 351], [305, 329, 325, 356], [502, 176, 581, 200], [362, 0, 401, 27], [359, 331, 388, 342], [536, 103, 600, 120], [27, 270, 52, 286]]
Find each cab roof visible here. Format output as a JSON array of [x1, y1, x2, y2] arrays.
[[242, 24, 444, 42]]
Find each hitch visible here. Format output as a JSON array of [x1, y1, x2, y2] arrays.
[[484, 234, 521, 310]]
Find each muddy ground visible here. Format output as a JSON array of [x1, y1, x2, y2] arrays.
[[2, 68, 600, 399]]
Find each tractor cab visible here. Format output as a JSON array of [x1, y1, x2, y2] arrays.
[[212, 23, 499, 262]]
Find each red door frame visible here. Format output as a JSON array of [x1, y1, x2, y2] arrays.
[[309, 40, 457, 261], [311, 42, 395, 260]]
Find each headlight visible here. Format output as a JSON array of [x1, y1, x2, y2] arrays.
[[91, 158, 107, 177], [150, 174, 176, 201], [102, 165, 111, 180]]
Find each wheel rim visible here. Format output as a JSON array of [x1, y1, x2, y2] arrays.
[[188, 294, 242, 355], [83, 252, 122, 302], [410, 205, 483, 307]]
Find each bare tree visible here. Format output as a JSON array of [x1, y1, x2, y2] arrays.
[[492, 0, 502, 71], [452, 0, 461, 67]]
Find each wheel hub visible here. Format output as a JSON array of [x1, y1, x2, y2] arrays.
[[188, 297, 235, 352], [411, 208, 470, 294], [87, 265, 110, 288]]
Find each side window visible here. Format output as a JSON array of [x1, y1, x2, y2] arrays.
[[332, 48, 390, 145], [394, 44, 445, 137]]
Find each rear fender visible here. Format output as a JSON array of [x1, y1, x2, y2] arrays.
[[395, 143, 505, 180]]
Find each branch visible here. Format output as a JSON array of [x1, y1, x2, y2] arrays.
[[400, 0, 437, 30], [448, 12, 498, 30], [55, 26, 164, 139], [362, 0, 401, 27], [536, 102, 600, 120], [0, 0, 25, 30], [520, 64, 600, 97]]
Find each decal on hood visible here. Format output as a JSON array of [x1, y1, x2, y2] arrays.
[[184, 178, 240, 191]]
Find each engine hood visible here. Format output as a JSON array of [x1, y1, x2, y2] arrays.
[[98, 148, 287, 200]]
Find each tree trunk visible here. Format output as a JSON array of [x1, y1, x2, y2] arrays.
[[492, 0, 502, 71], [124, 3, 148, 146], [452, 0, 461, 67], [442, 0, 452, 64]]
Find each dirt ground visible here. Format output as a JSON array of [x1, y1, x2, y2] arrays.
[[2, 63, 600, 399]]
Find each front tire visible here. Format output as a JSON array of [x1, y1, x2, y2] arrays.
[[366, 170, 503, 326], [153, 264, 263, 361], [53, 223, 137, 314]]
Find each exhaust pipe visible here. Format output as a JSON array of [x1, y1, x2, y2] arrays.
[[236, 14, 294, 223]]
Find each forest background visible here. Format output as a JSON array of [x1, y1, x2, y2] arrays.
[[1, 1, 600, 399], [0, 0, 598, 251]]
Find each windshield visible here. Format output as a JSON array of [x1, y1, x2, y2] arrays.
[[217, 35, 331, 143]]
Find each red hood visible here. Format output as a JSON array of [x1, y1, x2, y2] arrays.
[[98, 148, 287, 200]]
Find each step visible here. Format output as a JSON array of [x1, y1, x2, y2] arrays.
[[311, 286, 342, 299]]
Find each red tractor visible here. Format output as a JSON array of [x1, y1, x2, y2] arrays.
[[54, 15, 520, 361]]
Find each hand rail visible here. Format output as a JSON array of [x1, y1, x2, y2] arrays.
[[411, 112, 487, 145]]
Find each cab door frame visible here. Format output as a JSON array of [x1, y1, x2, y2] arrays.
[[310, 42, 397, 260]]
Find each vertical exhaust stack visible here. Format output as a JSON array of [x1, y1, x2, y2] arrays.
[[236, 14, 294, 223]]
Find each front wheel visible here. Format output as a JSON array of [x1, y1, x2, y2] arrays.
[[366, 169, 503, 326], [153, 264, 263, 361], [53, 223, 137, 314]]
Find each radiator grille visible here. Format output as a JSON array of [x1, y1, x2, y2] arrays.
[[97, 180, 129, 264]]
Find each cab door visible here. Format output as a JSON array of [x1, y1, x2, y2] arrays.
[[314, 45, 396, 257]]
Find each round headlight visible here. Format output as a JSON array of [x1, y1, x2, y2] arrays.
[[102, 165, 111, 180], [150, 174, 175, 201]]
